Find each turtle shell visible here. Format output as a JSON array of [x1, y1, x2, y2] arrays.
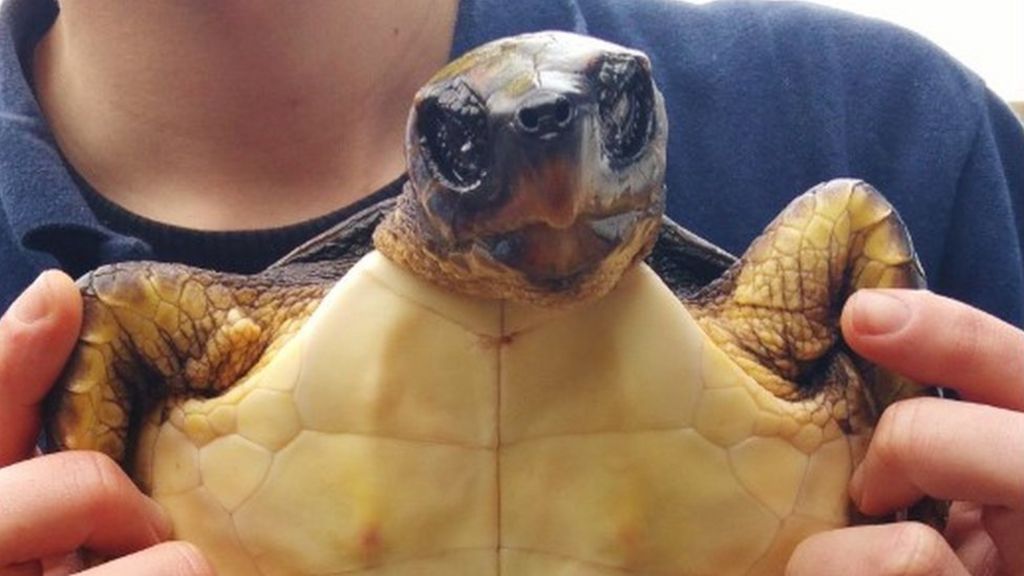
[[134, 250, 857, 576]]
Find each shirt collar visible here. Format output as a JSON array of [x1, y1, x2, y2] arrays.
[[449, 0, 587, 59], [0, 0, 133, 263]]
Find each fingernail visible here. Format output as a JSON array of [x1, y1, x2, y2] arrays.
[[145, 497, 174, 540], [850, 291, 911, 335], [9, 272, 54, 324]]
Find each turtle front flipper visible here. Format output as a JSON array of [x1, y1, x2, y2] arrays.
[[686, 179, 943, 525], [46, 262, 331, 469]]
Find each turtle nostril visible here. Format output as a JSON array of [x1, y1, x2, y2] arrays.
[[518, 107, 540, 131], [515, 92, 576, 138], [553, 97, 573, 126]]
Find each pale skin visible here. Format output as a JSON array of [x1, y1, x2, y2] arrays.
[[33, 0, 459, 230], [2, 2, 1023, 576]]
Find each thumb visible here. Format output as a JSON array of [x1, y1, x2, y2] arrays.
[[840, 288, 1024, 410], [0, 270, 83, 465]]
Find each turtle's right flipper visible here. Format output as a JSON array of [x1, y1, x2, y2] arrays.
[[686, 179, 928, 403], [45, 262, 331, 468], [685, 179, 945, 528]]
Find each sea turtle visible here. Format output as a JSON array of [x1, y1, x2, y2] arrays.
[[47, 31, 938, 576]]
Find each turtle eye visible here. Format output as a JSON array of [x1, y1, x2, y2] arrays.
[[416, 81, 490, 192], [595, 54, 655, 164]]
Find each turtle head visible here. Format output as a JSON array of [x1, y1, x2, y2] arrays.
[[375, 31, 667, 306]]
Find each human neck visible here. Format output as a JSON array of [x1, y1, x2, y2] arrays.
[[34, 1, 459, 230]]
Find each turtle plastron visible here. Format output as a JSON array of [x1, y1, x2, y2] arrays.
[[134, 251, 856, 576]]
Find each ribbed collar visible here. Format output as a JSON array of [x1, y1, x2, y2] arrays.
[[0, 0, 587, 270]]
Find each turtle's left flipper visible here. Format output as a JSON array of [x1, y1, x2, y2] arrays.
[[45, 262, 332, 469], [686, 178, 945, 527]]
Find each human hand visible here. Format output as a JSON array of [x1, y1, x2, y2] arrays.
[[787, 289, 1024, 575], [0, 271, 214, 576]]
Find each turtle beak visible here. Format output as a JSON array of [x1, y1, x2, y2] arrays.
[[471, 81, 659, 284], [503, 145, 584, 232], [470, 90, 597, 282]]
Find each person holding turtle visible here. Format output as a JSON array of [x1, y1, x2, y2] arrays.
[[0, 0, 1021, 575]]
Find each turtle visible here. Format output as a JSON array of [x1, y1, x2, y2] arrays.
[[46, 31, 941, 576]]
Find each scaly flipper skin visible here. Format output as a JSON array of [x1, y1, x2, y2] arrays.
[[46, 263, 335, 467], [689, 179, 925, 400], [687, 178, 942, 525]]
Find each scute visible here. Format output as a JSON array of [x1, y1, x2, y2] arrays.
[[729, 437, 809, 518], [501, 430, 781, 574], [231, 432, 496, 575], [236, 389, 301, 451], [693, 387, 760, 447], [292, 256, 499, 445], [136, 251, 856, 575], [199, 436, 272, 512]]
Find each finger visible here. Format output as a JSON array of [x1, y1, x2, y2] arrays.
[[40, 552, 83, 576], [77, 542, 214, 576], [786, 523, 969, 576], [0, 271, 82, 465], [841, 289, 1024, 410], [849, 397, 1024, 514], [982, 506, 1024, 573], [944, 502, 985, 556], [0, 562, 42, 576], [0, 451, 171, 565], [943, 502, 1002, 574]]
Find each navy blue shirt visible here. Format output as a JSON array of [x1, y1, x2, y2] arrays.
[[2, 0, 1022, 327]]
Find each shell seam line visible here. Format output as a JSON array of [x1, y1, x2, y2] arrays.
[[363, 267, 502, 338], [499, 545, 682, 575], [496, 301, 505, 576]]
